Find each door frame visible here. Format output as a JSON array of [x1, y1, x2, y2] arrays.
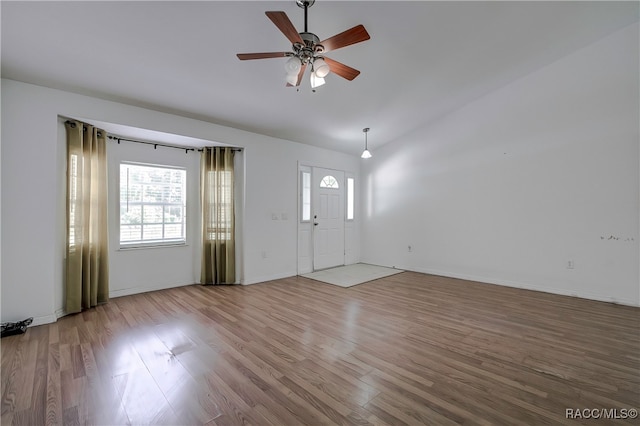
[[312, 167, 345, 271], [297, 162, 354, 274]]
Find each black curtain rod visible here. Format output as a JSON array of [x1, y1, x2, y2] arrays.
[[109, 136, 242, 153], [108, 135, 199, 153], [64, 120, 242, 153]]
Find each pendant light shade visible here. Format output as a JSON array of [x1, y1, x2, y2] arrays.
[[361, 127, 372, 159]]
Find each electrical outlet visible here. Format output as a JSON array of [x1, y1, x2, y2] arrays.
[[408, 245, 413, 252], [567, 260, 574, 269]]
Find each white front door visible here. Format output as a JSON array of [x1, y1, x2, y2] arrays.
[[313, 168, 345, 270]]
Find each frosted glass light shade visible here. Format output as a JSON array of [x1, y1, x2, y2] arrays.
[[313, 58, 330, 78], [361, 149, 372, 159], [284, 57, 301, 74], [286, 72, 299, 85], [310, 73, 325, 88]]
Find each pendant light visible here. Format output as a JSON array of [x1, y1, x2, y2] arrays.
[[361, 127, 372, 159]]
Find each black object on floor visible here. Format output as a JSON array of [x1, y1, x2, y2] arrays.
[[1, 317, 33, 338]]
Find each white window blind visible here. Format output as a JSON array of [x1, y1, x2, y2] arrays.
[[119, 162, 186, 247], [205, 170, 233, 241]]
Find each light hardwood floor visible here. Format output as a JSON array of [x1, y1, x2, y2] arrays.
[[1, 272, 639, 425]]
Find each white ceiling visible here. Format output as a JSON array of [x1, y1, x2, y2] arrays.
[[2, 1, 638, 155]]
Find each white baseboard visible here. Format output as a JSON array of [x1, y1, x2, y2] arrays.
[[242, 270, 297, 285], [109, 281, 195, 299], [26, 265, 635, 329], [385, 263, 639, 307], [24, 282, 196, 326], [29, 313, 58, 327]]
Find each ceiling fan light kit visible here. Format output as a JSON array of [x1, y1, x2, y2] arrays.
[[310, 72, 325, 89], [237, 0, 370, 89], [285, 72, 299, 86], [312, 58, 330, 78], [284, 57, 302, 75]]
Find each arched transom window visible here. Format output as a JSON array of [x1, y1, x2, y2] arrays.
[[319, 175, 339, 189]]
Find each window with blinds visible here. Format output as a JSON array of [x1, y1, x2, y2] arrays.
[[205, 170, 233, 241], [68, 154, 79, 248], [119, 162, 186, 247]]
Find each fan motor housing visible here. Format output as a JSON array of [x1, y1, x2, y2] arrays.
[[293, 32, 324, 63], [296, 0, 315, 8], [300, 32, 320, 45]]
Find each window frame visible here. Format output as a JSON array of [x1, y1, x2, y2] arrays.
[[319, 175, 340, 189], [346, 177, 355, 221], [300, 170, 311, 223], [118, 161, 187, 249], [68, 153, 80, 250], [204, 169, 234, 242]]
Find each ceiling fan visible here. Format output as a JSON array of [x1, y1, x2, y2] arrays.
[[237, 0, 370, 89]]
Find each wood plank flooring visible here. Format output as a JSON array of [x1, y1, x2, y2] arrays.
[[1, 272, 639, 425]]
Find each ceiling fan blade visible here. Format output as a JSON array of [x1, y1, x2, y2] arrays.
[[324, 57, 360, 81], [286, 64, 307, 87], [319, 24, 370, 53], [266, 11, 304, 45], [237, 52, 290, 60]]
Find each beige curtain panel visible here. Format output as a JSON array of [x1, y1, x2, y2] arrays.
[[201, 147, 236, 284], [65, 120, 109, 314]]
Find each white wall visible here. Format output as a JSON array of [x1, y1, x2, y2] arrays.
[[105, 137, 201, 298], [361, 23, 640, 306], [4, 25, 634, 327], [1, 79, 360, 324]]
